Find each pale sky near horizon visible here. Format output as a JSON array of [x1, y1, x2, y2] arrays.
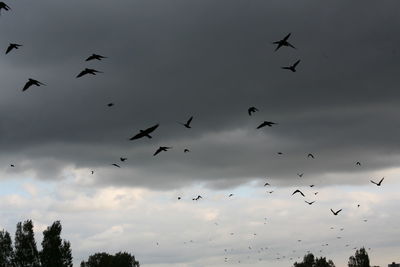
[[1, 0, 400, 266]]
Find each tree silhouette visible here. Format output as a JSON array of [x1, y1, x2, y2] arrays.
[[0, 230, 14, 267], [14, 220, 40, 267], [80, 252, 140, 267], [348, 247, 370, 267], [40, 221, 72, 267], [294, 253, 335, 267]]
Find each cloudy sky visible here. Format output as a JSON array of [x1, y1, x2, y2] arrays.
[[0, 0, 400, 266]]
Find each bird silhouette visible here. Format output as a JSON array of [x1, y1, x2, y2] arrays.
[[273, 33, 296, 51], [22, 79, 46, 91], [0, 2, 10, 13], [309, 185, 315, 188], [305, 201, 315, 205], [112, 163, 121, 168], [281, 60, 301, 72], [314, 192, 319, 195], [184, 149, 190, 153], [130, 124, 159, 140], [153, 146, 172, 156], [248, 107, 259, 116], [264, 182, 270, 186], [307, 153, 315, 159], [257, 121, 277, 129], [277, 152, 283, 155], [370, 177, 384, 186], [228, 194, 234, 197], [107, 103, 114, 107], [292, 189, 305, 197], [297, 173, 304, 178], [91, 170, 94, 174], [85, 53, 107, 61], [76, 68, 103, 78], [267, 190, 274, 194], [330, 208, 342, 215], [179, 116, 193, 128], [6, 43, 21, 54], [192, 195, 202, 201], [120, 157, 127, 162], [10, 164, 15, 167], [356, 161, 361, 166]]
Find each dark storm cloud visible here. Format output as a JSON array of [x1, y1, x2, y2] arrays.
[[0, 0, 400, 188]]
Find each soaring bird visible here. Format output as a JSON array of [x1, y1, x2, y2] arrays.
[[273, 33, 296, 51], [6, 43, 21, 54], [292, 189, 305, 197], [297, 173, 304, 178], [179, 116, 193, 128], [370, 177, 384, 186], [177, 197, 181, 200], [281, 60, 301, 72], [22, 79, 46, 91], [307, 153, 315, 159], [184, 149, 190, 153], [305, 201, 315, 205], [120, 157, 127, 162], [257, 121, 277, 129], [309, 185, 315, 188], [112, 163, 121, 168], [0, 2, 10, 13], [330, 208, 342, 215], [130, 124, 159, 140], [76, 68, 102, 78], [10, 164, 15, 167], [228, 194, 234, 197], [153, 146, 172, 156], [264, 182, 270, 186], [248, 107, 259, 116], [107, 103, 114, 107], [192, 195, 202, 201], [356, 161, 361, 166], [85, 53, 107, 61], [277, 152, 283, 155], [91, 170, 94, 175]]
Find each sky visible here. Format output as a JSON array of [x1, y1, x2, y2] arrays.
[[0, 0, 400, 266]]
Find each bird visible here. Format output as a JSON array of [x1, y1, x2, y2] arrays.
[[309, 185, 315, 187], [277, 152, 283, 155], [281, 60, 301, 72], [184, 149, 190, 153], [314, 192, 319, 195], [370, 177, 384, 186], [264, 182, 270, 186], [0, 2, 10, 13], [22, 79, 46, 91], [76, 68, 103, 78], [6, 43, 22, 54], [112, 163, 121, 168], [192, 195, 202, 201], [228, 194, 234, 197], [356, 161, 361, 166], [153, 146, 172, 156], [248, 107, 259, 116], [10, 164, 15, 167], [357, 204, 360, 208], [179, 116, 193, 128], [107, 103, 114, 107], [91, 170, 94, 175], [292, 189, 305, 197], [330, 208, 342, 215], [297, 173, 304, 178], [130, 124, 159, 140], [267, 190, 274, 194], [257, 121, 277, 129], [85, 53, 107, 61], [177, 197, 181, 200], [273, 33, 296, 51], [305, 201, 315, 205], [307, 153, 315, 159], [120, 157, 127, 162]]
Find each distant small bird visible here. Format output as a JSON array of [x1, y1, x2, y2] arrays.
[[277, 152, 283, 155], [228, 194, 234, 197], [330, 208, 342, 215], [297, 173, 304, 178], [153, 146, 172, 156], [307, 153, 315, 159], [107, 103, 114, 107], [281, 60, 301, 72], [76, 68, 102, 78], [264, 182, 270, 186], [267, 191, 274, 194], [179, 116, 193, 128], [178, 197, 181, 200], [292, 189, 305, 197], [257, 121, 277, 129], [314, 192, 319, 195], [130, 124, 159, 140], [6, 43, 21, 54], [22, 79, 46, 91], [370, 177, 384, 186], [10, 164, 15, 167], [192, 195, 202, 201], [248, 107, 259, 116], [305, 201, 315, 205], [0, 2, 10, 13], [273, 33, 296, 51], [112, 163, 121, 168], [85, 53, 107, 61], [91, 170, 94, 174], [356, 161, 361, 166], [309, 185, 315, 188], [357, 204, 360, 208], [184, 149, 190, 153], [120, 157, 127, 162]]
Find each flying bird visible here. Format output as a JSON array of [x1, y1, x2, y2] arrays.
[[330, 208, 342, 215], [309, 185, 315, 188], [273, 33, 296, 51], [76, 68, 103, 78], [112, 163, 121, 168], [107, 103, 114, 107], [85, 53, 107, 61], [228, 194, 234, 197], [307, 153, 315, 159], [277, 152, 283, 155], [292, 189, 305, 197], [10, 164, 15, 167], [153, 146, 172, 156], [120, 157, 127, 162], [370, 177, 384, 186], [177, 197, 181, 200], [0, 2, 10, 13], [6, 43, 22, 54], [297, 173, 304, 178], [22, 79, 46, 91], [264, 182, 270, 186], [129, 124, 159, 140], [91, 171, 94, 175], [281, 60, 301, 72], [305, 201, 315, 205], [256, 121, 277, 129], [248, 107, 259, 116], [184, 149, 190, 153], [356, 161, 361, 166], [192, 195, 202, 201], [179, 116, 193, 128]]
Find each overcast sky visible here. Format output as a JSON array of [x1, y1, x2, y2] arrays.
[[0, 0, 400, 266]]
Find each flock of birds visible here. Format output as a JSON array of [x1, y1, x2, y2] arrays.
[[0, 2, 390, 265]]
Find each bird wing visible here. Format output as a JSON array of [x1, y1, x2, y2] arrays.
[[144, 124, 159, 135], [256, 122, 267, 129], [283, 33, 291, 41], [76, 70, 86, 78], [370, 180, 377, 185], [22, 81, 32, 91], [293, 60, 301, 67], [186, 116, 193, 125], [287, 42, 296, 49], [153, 147, 162, 156], [5, 45, 13, 54], [378, 177, 384, 185]]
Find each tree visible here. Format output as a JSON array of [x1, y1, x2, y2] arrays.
[[80, 252, 140, 267], [14, 220, 40, 267], [315, 257, 336, 267], [0, 230, 14, 267], [293, 253, 335, 267], [40, 221, 72, 267], [348, 247, 370, 267]]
